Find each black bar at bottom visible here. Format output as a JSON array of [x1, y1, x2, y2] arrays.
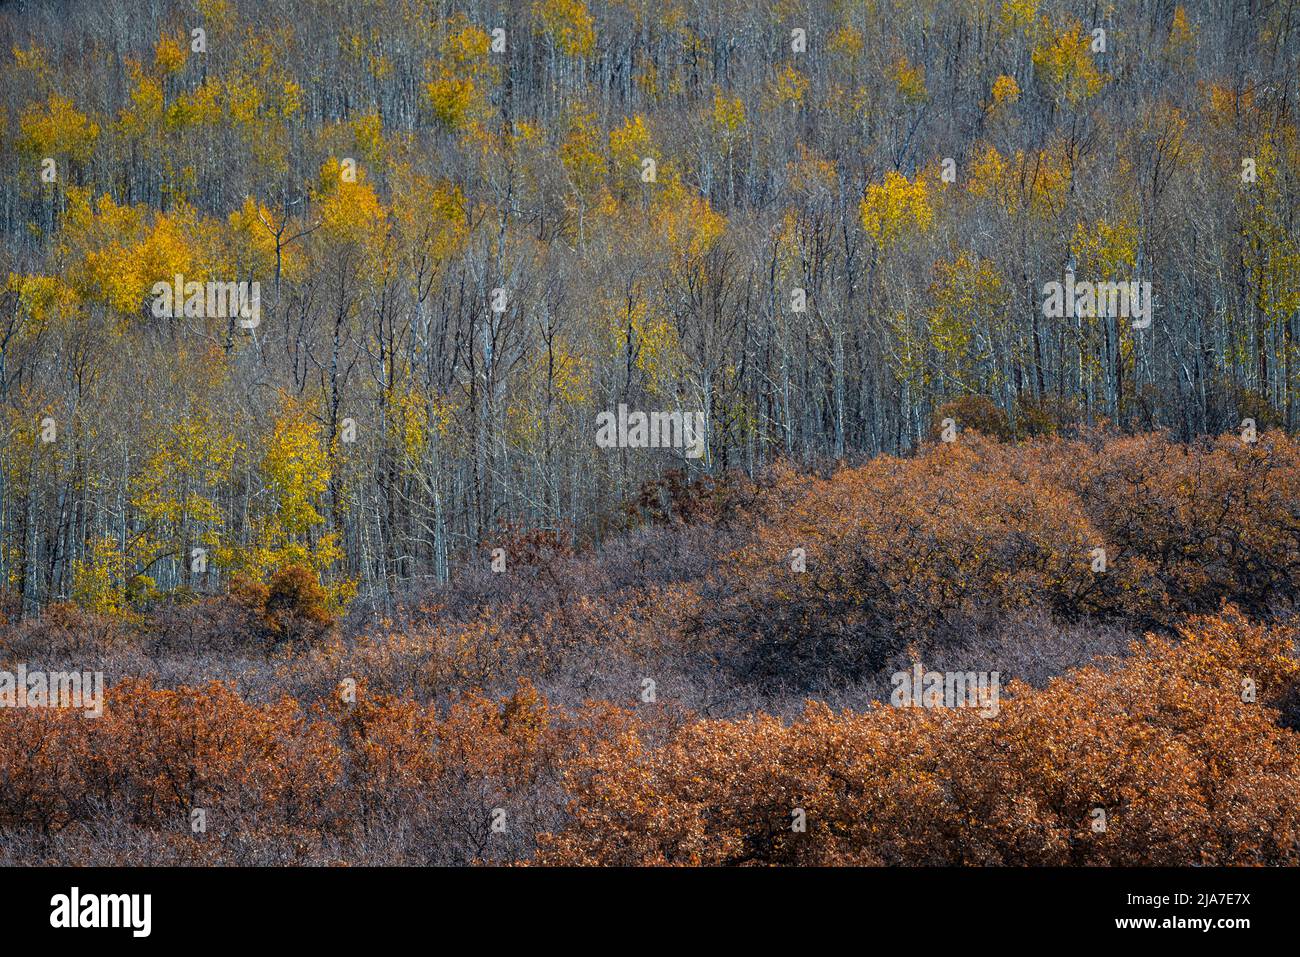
[[0, 865, 1281, 943]]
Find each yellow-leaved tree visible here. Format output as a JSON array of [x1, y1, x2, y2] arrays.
[[534, 0, 596, 58], [860, 170, 934, 250], [59, 187, 204, 318], [424, 19, 498, 133], [217, 399, 354, 610], [1032, 20, 1106, 106], [926, 253, 1009, 395], [17, 92, 100, 172], [313, 158, 389, 257], [129, 410, 240, 593]]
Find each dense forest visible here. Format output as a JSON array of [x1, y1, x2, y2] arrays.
[[1, 0, 1298, 610], [1, 0, 1300, 867]]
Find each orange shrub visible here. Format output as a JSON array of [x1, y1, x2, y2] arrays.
[[0, 678, 343, 833], [539, 608, 1300, 865], [931, 395, 1013, 441], [1051, 430, 1300, 619], [704, 433, 1119, 681], [699, 430, 1300, 685], [265, 564, 336, 644]]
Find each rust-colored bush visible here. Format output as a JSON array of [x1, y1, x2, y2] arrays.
[[538, 608, 1300, 866], [932, 395, 1013, 442], [264, 564, 335, 645], [0, 678, 343, 834], [0, 675, 612, 864], [699, 430, 1300, 686], [1040, 430, 1300, 619], [702, 433, 1122, 683]]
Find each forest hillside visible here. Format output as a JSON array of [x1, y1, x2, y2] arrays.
[[1, 0, 1299, 866], [0, 0, 1297, 611]]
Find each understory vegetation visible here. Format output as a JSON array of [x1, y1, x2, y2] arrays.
[[2, 429, 1298, 865]]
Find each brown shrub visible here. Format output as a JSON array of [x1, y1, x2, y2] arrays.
[[698, 429, 1300, 687], [264, 565, 335, 646], [0, 677, 343, 835], [1048, 430, 1300, 619], [701, 433, 1123, 684], [538, 608, 1300, 865], [931, 395, 1013, 441], [1013, 393, 1086, 437], [627, 468, 759, 528], [0, 674, 624, 864]]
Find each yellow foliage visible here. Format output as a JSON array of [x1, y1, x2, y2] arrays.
[[967, 143, 1070, 218], [314, 158, 389, 255], [6, 273, 79, 330], [119, 62, 165, 138], [605, 292, 681, 397], [1032, 20, 1105, 105], [387, 386, 431, 466], [890, 57, 927, 104], [634, 313, 682, 397], [392, 172, 468, 269], [153, 30, 189, 75], [991, 74, 1020, 108], [710, 89, 746, 143], [609, 114, 655, 182], [424, 75, 479, 131], [997, 0, 1038, 37], [167, 79, 224, 129], [227, 196, 303, 281], [11, 43, 52, 83], [424, 22, 497, 132], [550, 336, 593, 404], [967, 144, 1003, 197], [124, 212, 202, 301], [770, 64, 810, 106], [1243, 139, 1300, 322], [927, 253, 1009, 388], [60, 190, 202, 315], [828, 25, 865, 59], [197, 0, 235, 32], [351, 111, 385, 163], [370, 53, 394, 81], [1071, 217, 1139, 279], [655, 181, 725, 262], [72, 536, 126, 616], [860, 171, 934, 248], [1166, 6, 1196, 65], [443, 20, 492, 66], [17, 93, 100, 164], [535, 0, 596, 57], [130, 413, 239, 566], [222, 72, 265, 126], [560, 105, 607, 198], [256, 400, 333, 541], [280, 80, 302, 118]]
